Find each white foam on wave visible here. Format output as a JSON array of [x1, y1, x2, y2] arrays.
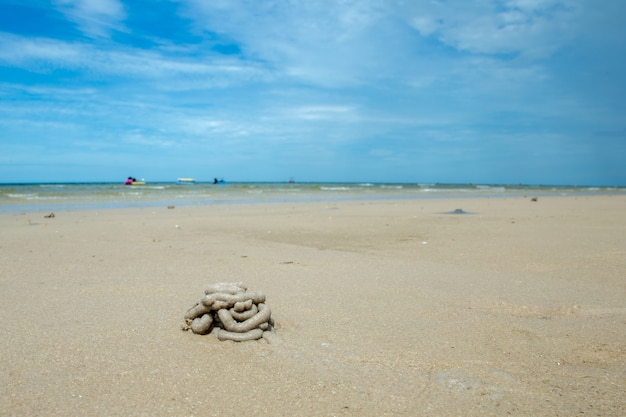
[[6, 193, 38, 199], [320, 187, 350, 191]]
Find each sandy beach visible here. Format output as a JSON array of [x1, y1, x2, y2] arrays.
[[1, 195, 624, 416]]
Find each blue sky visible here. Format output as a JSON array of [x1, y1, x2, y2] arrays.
[[0, 0, 624, 185]]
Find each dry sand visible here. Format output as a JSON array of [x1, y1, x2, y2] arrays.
[[1, 196, 625, 416]]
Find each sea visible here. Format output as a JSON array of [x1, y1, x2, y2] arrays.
[[0, 181, 623, 213]]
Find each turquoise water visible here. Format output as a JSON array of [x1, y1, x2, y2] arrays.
[[0, 182, 623, 213]]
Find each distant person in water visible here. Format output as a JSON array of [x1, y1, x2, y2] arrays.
[[125, 177, 137, 185]]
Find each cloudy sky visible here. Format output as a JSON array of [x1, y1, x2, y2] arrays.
[[0, 0, 624, 185]]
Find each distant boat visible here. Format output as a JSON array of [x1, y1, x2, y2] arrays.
[[125, 177, 145, 185], [177, 178, 196, 184], [289, 177, 295, 183], [213, 178, 226, 184]]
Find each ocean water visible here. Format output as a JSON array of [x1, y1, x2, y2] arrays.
[[0, 182, 623, 213]]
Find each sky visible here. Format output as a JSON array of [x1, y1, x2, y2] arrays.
[[0, 0, 625, 185]]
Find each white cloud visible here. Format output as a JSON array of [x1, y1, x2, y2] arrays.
[[0, 33, 83, 69], [53, 0, 126, 38], [403, 0, 577, 58], [179, 0, 404, 86], [410, 16, 440, 37], [173, 0, 587, 91], [0, 32, 268, 89], [289, 105, 355, 121]]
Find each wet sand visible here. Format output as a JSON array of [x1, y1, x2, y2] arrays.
[[1, 196, 625, 416]]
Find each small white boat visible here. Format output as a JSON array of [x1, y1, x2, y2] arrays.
[[177, 178, 196, 184]]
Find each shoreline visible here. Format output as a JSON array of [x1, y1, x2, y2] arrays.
[[1, 195, 625, 416], [2, 181, 624, 214], [2, 189, 625, 215]]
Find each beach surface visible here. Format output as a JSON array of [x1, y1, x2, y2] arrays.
[[1, 196, 624, 416]]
